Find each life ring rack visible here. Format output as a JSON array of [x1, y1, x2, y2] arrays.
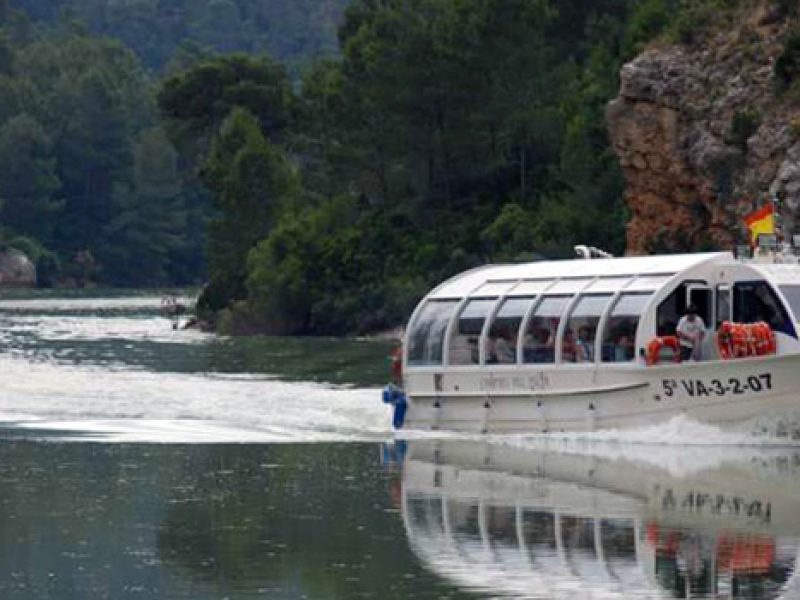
[[717, 321, 776, 359]]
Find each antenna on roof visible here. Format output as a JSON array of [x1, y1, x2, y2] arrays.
[[574, 245, 613, 259]]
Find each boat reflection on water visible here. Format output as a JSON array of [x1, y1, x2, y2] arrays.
[[390, 440, 800, 599]]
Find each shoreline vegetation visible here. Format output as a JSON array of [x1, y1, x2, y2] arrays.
[[0, 0, 752, 336]]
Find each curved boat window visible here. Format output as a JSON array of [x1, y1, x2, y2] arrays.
[[486, 296, 535, 364], [523, 295, 571, 364], [734, 281, 794, 336], [407, 300, 459, 365], [564, 294, 612, 363], [602, 292, 651, 362], [449, 298, 497, 365]]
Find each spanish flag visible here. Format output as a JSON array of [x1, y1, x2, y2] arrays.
[[744, 202, 775, 245]]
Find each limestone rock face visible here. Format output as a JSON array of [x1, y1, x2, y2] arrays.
[[607, 7, 800, 254], [0, 249, 36, 287]]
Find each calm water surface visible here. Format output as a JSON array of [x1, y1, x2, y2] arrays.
[[0, 290, 799, 599]]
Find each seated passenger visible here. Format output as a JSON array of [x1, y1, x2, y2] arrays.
[[614, 334, 634, 361], [562, 329, 577, 362], [493, 327, 517, 364], [450, 335, 478, 364], [576, 326, 594, 362], [524, 327, 553, 363]]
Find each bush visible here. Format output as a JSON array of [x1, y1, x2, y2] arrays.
[[728, 108, 760, 151], [668, 0, 742, 45], [624, 0, 673, 56]]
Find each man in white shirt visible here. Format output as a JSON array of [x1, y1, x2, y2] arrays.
[[676, 304, 705, 361]]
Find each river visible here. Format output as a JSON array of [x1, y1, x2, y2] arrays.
[[1, 290, 800, 599]]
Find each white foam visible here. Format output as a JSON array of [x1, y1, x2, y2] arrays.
[[0, 314, 210, 344], [0, 353, 393, 443], [0, 295, 192, 312]]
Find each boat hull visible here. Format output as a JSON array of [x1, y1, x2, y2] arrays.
[[401, 353, 800, 433]]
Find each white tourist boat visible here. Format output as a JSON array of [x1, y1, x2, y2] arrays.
[[383, 246, 800, 432]]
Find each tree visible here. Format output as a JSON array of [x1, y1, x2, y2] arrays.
[[158, 54, 295, 158], [201, 107, 300, 306], [98, 127, 187, 285], [0, 113, 62, 242]]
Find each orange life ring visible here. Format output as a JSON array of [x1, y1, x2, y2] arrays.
[[646, 335, 681, 366]]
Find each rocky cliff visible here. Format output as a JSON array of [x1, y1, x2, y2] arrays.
[[607, 3, 800, 254]]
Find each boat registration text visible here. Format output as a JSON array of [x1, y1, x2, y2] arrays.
[[661, 373, 773, 398]]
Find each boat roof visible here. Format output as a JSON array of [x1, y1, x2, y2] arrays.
[[428, 252, 728, 299], [749, 262, 800, 285]]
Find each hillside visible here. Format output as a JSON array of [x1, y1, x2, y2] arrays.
[[8, 0, 349, 71], [6, 0, 797, 334]]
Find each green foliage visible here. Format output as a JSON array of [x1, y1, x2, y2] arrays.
[[158, 54, 295, 157], [162, 0, 665, 334], [202, 107, 300, 306], [0, 18, 208, 287], [668, 0, 742, 45], [623, 0, 674, 56], [0, 0, 743, 330]]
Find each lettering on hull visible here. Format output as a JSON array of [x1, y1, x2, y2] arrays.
[[480, 373, 551, 393], [661, 373, 773, 398]]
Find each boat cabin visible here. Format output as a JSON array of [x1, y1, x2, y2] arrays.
[[404, 252, 800, 369]]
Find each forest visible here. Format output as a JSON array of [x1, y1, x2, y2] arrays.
[[0, 0, 742, 332]]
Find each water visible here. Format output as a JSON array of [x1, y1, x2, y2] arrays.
[[1, 291, 800, 598]]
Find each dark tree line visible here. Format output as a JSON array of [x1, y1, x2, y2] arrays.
[[0, 0, 740, 323], [164, 0, 741, 335]]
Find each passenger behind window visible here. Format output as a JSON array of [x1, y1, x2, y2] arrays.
[[576, 326, 594, 362], [489, 325, 517, 364], [615, 331, 635, 361], [450, 335, 478, 364], [524, 327, 553, 362], [562, 329, 577, 362]]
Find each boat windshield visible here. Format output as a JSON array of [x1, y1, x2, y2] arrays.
[[602, 293, 651, 362], [778, 284, 800, 324], [449, 298, 497, 365], [407, 300, 459, 365], [733, 281, 794, 336]]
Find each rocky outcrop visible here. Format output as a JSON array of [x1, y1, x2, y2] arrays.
[[607, 4, 800, 253], [0, 249, 36, 287]]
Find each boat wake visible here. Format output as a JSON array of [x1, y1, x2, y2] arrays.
[[0, 353, 393, 443], [394, 413, 800, 477]]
